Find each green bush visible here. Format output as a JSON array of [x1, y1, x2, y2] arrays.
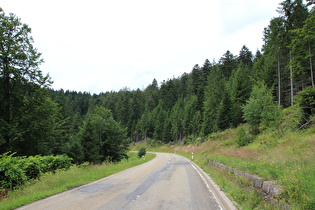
[[236, 127, 254, 147], [243, 82, 280, 134], [295, 87, 315, 123], [278, 105, 303, 133], [22, 155, 43, 180], [0, 153, 73, 190], [138, 147, 146, 158], [41, 155, 72, 173], [0, 153, 26, 189], [146, 138, 162, 147]]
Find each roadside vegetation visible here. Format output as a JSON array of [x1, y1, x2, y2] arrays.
[[0, 153, 72, 191], [0, 152, 155, 210], [131, 127, 315, 209], [1, 1, 315, 209], [137, 147, 147, 158]]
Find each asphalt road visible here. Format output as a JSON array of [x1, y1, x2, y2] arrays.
[[18, 153, 236, 210]]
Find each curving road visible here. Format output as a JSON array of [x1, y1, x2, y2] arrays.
[[18, 153, 236, 210]]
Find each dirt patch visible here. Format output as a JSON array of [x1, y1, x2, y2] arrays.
[[170, 145, 176, 150], [0, 189, 8, 201], [171, 145, 200, 153], [160, 146, 168, 151], [221, 148, 259, 160], [170, 141, 223, 155]]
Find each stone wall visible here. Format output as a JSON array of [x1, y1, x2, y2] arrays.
[[208, 160, 290, 209]]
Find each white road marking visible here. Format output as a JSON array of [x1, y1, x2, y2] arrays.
[[188, 160, 223, 210]]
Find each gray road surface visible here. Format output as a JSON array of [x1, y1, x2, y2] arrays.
[[18, 153, 236, 210]]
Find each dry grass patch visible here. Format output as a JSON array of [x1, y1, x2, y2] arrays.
[[221, 148, 259, 160]]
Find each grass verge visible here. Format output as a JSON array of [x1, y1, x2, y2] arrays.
[[0, 152, 155, 210], [131, 127, 315, 209]]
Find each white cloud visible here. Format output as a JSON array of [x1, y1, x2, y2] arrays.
[[2, 0, 280, 93]]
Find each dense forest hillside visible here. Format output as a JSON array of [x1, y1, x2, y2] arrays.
[[1, 0, 315, 163]]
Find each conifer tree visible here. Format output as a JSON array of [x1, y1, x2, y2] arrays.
[[238, 45, 253, 66], [202, 66, 225, 135], [278, 0, 309, 105], [219, 50, 238, 78], [290, 14, 315, 88]]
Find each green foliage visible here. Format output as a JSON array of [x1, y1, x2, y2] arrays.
[[39, 155, 72, 173], [0, 7, 84, 159], [64, 136, 84, 164], [202, 65, 228, 135], [0, 153, 26, 190], [146, 138, 161, 147], [79, 107, 129, 163], [137, 147, 146, 158], [278, 105, 303, 133], [219, 50, 238, 78], [170, 99, 184, 141], [289, 13, 315, 89], [243, 82, 280, 134], [0, 153, 156, 210], [235, 126, 254, 147], [152, 105, 167, 141], [146, 124, 315, 209], [184, 96, 200, 136], [0, 8, 63, 156], [0, 153, 72, 190], [215, 90, 233, 131], [228, 63, 253, 126], [159, 79, 178, 110], [14, 91, 64, 155], [238, 45, 253, 66], [182, 135, 203, 145], [21, 156, 43, 180], [1, 1, 315, 178], [295, 86, 315, 121]]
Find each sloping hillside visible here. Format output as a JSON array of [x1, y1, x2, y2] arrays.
[[132, 126, 315, 209]]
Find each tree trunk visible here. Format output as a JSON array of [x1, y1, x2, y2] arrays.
[[309, 43, 314, 88], [290, 53, 294, 106], [278, 55, 281, 106], [1, 57, 12, 153]]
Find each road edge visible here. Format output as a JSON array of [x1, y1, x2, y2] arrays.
[[186, 158, 237, 210]]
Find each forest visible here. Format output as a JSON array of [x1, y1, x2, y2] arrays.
[[1, 0, 315, 164]]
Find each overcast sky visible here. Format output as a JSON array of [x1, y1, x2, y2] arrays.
[[2, 0, 280, 94]]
